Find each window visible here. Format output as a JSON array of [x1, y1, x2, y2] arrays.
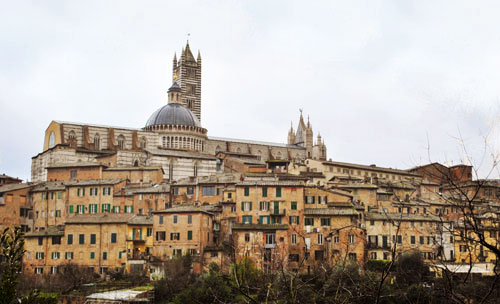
[[411, 236, 416, 245], [52, 236, 61, 245], [305, 218, 314, 226], [111, 233, 117, 243], [187, 215, 192, 224], [317, 234, 323, 245], [69, 205, 74, 214], [259, 201, 269, 211], [170, 233, 180, 240], [241, 201, 252, 211], [173, 215, 178, 224], [202, 186, 215, 196], [89, 204, 98, 214], [289, 216, 299, 225], [156, 231, 166, 241], [306, 196, 315, 204], [79, 234, 85, 244], [262, 187, 268, 197], [420, 236, 424, 245], [113, 206, 120, 213], [67, 234, 73, 245], [187, 187, 194, 195], [90, 234, 96, 244], [147, 228, 152, 237], [244, 186, 250, 196], [36, 252, 44, 260], [348, 234, 355, 244], [55, 210, 61, 217], [35, 267, 44, 275], [124, 206, 133, 213], [245, 233, 250, 242], [51, 252, 60, 259], [90, 252, 95, 259], [117, 135, 125, 149], [38, 237, 43, 246], [242, 215, 253, 224], [289, 254, 300, 262], [102, 252, 107, 260], [320, 218, 331, 226], [65, 252, 73, 260], [187, 230, 192, 240], [259, 216, 270, 224], [159, 215, 164, 224], [276, 187, 282, 197], [348, 253, 357, 261], [291, 234, 297, 244], [291, 201, 297, 210]]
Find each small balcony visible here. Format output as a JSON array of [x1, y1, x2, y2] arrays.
[[265, 243, 276, 249], [270, 209, 286, 216], [367, 243, 391, 250]]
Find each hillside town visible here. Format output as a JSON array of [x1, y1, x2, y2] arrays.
[[2, 42, 500, 303]]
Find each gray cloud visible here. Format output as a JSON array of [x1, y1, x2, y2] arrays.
[[1, 0, 499, 181]]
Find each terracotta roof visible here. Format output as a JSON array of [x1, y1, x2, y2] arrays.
[[127, 215, 153, 225], [322, 160, 420, 176], [32, 182, 66, 192], [237, 180, 305, 187], [153, 204, 214, 215], [25, 226, 64, 237], [65, 214, 135, 224], [0, 174, 22, 181], [65, 179, 123, 186], [232, 223, 289, 230], [0, 183, 32, 193], [46, 162, 107, 169], [336, 184, 378, 189], [304, 208, 358, 216], [366, 212, 443, 222], [104, 166, 164, 172], [124, 184, 170, 195], [209, 136, 305, 149]]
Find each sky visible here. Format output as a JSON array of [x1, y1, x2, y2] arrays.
[[1, 1, 499, 181]]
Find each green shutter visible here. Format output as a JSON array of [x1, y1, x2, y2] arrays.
[[90, 252, 95, 259], [69, 205, 74, 214], [241, 202, 244, 211], [312, 196, 315, 203], [101, 204, 105, 213], [297, 216, 299, 225], [77, 189, 80, 196], [291, 201, 297, 210], [58, 192, 62, 199], [244, 186, 249, 196], [276, 187, 282, 197], [289, 216, 292, 224], [187, 230, 192, 240], [131, 206, 133, 213], [139, 228, 143, 240], [82, 188, 85, 196], [262, 187, 267, 197], [249, 202, 252, 211], [249, 215, 253, 224]]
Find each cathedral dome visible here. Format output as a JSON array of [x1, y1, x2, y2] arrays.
[[145, 103, 201, 128]]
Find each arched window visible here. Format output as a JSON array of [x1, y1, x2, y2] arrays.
[[68, 131, 76, 141], [140, 137, 147, 149], [193, 163, 198, 177], [162, 136, 166, 148], [133, 160, 139, 167], [117, 135, 125, 149], [94, 133, 100, 151], [169, 161, 174, 181], [215, 145, 222, 153], [68, 131, 77, 147], [48, 132, 55, 149]]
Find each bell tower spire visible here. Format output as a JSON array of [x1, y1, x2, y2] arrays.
[[175, 41, 202, 122]]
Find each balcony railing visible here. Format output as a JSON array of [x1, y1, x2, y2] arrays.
[[270, 209, 286, 216], [367, 243, 391, 250]]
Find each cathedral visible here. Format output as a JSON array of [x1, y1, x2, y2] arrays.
[[31, 42, 327, 182]]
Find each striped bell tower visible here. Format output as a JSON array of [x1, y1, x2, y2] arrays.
[[172, 41, 202, 122]]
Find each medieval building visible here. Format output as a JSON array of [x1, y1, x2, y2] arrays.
[[31, 42, 328, 183]]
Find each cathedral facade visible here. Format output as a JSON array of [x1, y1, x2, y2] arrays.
[[31, 42, 327, 183]]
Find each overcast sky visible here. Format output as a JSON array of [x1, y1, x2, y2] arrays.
[[1, 1, 499, 181]]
